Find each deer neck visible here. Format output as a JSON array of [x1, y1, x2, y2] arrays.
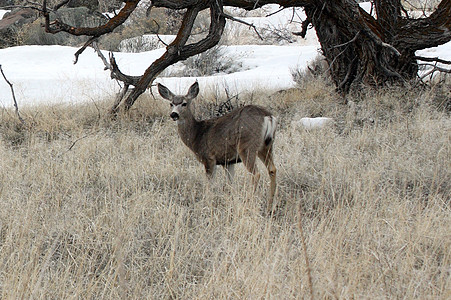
[[177, 113, 201, 151]]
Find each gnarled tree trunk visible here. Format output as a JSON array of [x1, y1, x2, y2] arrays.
[[298, 0, 451, 93]]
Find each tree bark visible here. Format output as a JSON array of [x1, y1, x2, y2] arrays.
[[301, 0, 451, 93]]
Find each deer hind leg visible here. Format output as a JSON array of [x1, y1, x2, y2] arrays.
[[258, 146, 277, 214], [239, 149, 260, 192]]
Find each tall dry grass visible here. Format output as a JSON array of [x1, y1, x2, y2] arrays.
[[0, 82, 449, 299]]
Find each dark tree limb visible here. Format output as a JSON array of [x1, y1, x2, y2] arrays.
[[116, 0, 227, 113], [43, 0, 140, 36], [415, 56, 451, 66], [91, 42, 140, 85], [74, 37, 98, 64], [292, 15, 311, 38], [394, 0, 451, 51]]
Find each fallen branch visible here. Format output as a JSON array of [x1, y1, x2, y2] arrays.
[[415, 56, 451, 65], [419, 63, 451, 80], [0, 65, 26, 125]]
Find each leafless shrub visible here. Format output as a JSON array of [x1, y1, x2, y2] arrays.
[[194, 86, 243, 120], [291, 55, 332, 89], [165, 45, 242, 77], [261, 24, 297, 44]]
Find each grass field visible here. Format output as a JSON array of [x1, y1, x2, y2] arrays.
[[0, 82, 449, 299]]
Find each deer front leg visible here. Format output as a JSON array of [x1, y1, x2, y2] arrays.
[[204, 159, 217, 180]]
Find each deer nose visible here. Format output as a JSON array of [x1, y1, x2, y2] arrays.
[[170, 112, 179, 121]]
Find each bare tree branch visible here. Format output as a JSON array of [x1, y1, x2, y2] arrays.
[[43, 0, 140, 36], [221, 12, 263, 40], [419, 63, 451, 80], [0, 65, 26, 125], [115, 0, 227, 113], [292, 15, 311, 38], [91, 42, 140, 85], [74, 37, 98, 64], [151, 20, 169, 47]]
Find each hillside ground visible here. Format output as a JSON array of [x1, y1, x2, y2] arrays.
[[0, 80, 450, 298]]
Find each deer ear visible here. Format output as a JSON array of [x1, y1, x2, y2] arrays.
[[186, 81, 199, 100], [157, 83, 175, 101]]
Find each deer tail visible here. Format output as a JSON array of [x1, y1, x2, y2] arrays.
[[263, 116, 277, 146]]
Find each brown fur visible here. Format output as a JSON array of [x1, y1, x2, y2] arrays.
[[158, 82, 277, 214]]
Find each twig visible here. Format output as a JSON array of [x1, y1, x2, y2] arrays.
[[91, 42, 140, 85], [298, 208, 314, 300], [418, 63, 451, 73], [67, 134, 89, 152], [381, 41, 401, 57], [265, 6, 285, 17], [0, 65, 26, 125], [419, 63, 451, 80], [290, 7, 296, 23], [253, 0, 260, 10], [91, 41, 111, 69], [221, 12, 263, 40], [152, 20, 168, 47]]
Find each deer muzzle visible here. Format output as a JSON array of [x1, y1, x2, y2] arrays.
[[170, 112, 179, 121]]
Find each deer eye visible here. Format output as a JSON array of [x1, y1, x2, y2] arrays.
[[181, 103, 187, 107]]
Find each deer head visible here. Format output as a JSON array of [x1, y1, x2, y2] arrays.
[[158, 82, 199, 122]]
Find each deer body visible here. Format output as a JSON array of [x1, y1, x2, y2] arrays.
[[158, 82, 277, 213]]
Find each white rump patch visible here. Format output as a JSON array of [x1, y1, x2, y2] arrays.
[[263, 116, 277, 142]]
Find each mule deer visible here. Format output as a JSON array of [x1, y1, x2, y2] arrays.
[[158, 82, 277, 213]]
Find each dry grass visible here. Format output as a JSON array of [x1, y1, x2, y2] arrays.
[[0, 83, 450, 299]]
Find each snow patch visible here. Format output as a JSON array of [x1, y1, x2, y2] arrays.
[[0, 10, 9, 19], [292, 117, 334, 130]]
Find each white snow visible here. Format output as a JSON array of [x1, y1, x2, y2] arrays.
[[0, 10, 9, 19], [0, 44, 320, 107], [294, 117, 334, 129], [0, 3, 450, 111], [417, 40, 451, 77]]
